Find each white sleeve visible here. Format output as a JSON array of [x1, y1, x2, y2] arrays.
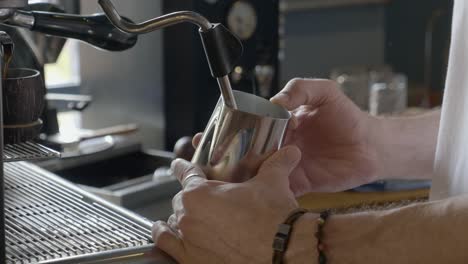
[[431, 0, 468, 200]]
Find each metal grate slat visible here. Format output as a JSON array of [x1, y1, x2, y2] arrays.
[[4, 162, 153, 264], [5, 180, 131, 251], [3, 142, 60, 162], [8, 165, 152, 241], [4, 193, 96, 254]]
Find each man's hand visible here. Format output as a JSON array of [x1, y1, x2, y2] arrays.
[[269, 78, 381, 195], [191, 78, 381, 196], [153, 146, 307, 263], [192, 78, 439, 196]]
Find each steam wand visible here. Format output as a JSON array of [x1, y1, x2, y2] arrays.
[[98, 0, 242, 109]]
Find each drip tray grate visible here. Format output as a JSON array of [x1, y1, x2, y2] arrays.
[[4, 162, 154, 264], [4, 142, 60, 162]]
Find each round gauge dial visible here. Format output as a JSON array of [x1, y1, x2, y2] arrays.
[[227, 1, 258, 40]]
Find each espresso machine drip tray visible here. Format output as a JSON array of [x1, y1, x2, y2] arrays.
[[3, 162, 163, 264], [4, 142, 60, 162]]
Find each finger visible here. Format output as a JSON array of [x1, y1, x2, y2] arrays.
[[256, 146, 302, 188], [270, 78, 340, 110], [287, 114, 299, 131], [167, 214, 179, 231], [192, 133, 203, 148], [172, 192, 185, 219], [171, 158, 207, 188], [152, 221, 185, 263]]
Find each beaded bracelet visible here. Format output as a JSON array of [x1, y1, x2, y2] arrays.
[[315, 210, 331, 264]]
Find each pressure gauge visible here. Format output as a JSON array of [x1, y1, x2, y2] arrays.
[[227, 1, 258, 40]]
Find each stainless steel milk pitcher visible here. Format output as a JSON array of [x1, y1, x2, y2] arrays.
[[192, 90, 291, 182]]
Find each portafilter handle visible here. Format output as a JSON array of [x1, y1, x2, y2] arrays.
[[98, 0, 243, 109]]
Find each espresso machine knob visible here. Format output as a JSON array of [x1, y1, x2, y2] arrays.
[[255, 65, 275, 98], [173, 136, 195, 161]]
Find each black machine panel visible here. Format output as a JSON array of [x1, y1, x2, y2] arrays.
[[163, 0, 280, 149]]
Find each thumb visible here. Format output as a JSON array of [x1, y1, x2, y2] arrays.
[[255, 146, 302, 187], [192, 133, 203, 148], [270, 78, 340, 110]]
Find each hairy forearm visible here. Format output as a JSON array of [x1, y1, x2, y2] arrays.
[[373, 110, 440, 180], [326, 195, 468, 263], [287, 195, 468, 263]]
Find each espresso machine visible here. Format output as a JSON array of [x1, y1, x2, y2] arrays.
[[0, 0, 248, 262], [0, 1, 156, 263], [163, 0, 280, 149]]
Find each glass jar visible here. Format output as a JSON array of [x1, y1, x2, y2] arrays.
[[369, 74, 408, 116]]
